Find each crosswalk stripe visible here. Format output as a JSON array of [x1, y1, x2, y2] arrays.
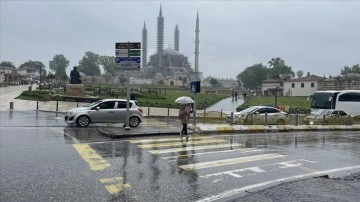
[[149, 143, 243, 154], [138, 139, 226, 149], [162, 148, 264, 160], [179, 153, 286, 171], [129, 136, 215, 143]]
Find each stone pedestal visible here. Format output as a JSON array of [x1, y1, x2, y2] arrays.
[[66, 84, 85, 97]]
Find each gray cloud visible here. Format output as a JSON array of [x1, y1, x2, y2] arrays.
[[1, 1, 359, 78]]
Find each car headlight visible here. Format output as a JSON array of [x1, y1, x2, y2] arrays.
[[68, 112, 73, 115]]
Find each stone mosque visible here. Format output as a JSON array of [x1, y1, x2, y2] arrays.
[[134, 6, 198, 86]]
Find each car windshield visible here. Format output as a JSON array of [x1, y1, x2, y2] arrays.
[[240, 106, 259, 113], [83, 100, 102, 107]]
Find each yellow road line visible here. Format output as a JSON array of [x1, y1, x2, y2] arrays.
[[73, 144, 110, 171], [99, 177, 131, 195], [179, 153, 286, 171], [149, 143, 243, 154], [138, 139, 226, 149], [129, 136, 214, 143]]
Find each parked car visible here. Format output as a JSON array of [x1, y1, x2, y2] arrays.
[[227, 106, 288, 124], [65, 99, 143, 127], [303, 109, 351, 125]]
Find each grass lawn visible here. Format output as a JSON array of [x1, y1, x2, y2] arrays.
[[239, 96, 311, 113]]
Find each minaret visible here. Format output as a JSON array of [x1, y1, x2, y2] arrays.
[[194, 12, 200, 80], [142, 21, 147, 68], [157, 5, 164, 73], [174, 24, 179, 51]]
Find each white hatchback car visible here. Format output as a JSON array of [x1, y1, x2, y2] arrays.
[[227, 106, 287, 123], [65, 99, 143, 127]]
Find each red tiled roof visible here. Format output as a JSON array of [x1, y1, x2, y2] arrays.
[[286, 75, 324, 82]]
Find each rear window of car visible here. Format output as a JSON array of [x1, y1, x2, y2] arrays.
[[117, 101, 133, 109]]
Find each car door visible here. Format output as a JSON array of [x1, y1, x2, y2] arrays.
[[90, 101, 116, 123], [113, 101, 128, 123]]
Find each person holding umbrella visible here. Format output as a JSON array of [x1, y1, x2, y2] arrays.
[[175, 96, 194, 140], [179, 103, 191, 139]]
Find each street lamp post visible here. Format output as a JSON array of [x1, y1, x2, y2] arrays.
[[39, 66, 42, 90], [275, 86, 278, 107]]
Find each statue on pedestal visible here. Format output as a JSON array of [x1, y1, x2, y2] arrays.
[[69, 66, 82, 84]]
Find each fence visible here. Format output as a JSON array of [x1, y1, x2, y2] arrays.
[[8, 100, 360, 126]]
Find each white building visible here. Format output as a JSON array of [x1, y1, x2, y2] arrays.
[[0, 66, 21, 84], [283, 75, 324, 96], [17, 67, 40, 82]]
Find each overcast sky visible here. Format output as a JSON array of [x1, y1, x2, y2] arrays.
[[1, 0, 359, 79]]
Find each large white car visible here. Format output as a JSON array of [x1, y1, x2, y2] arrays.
[[65, 99, 143, 127], [227, 106, 287, 123], [303, 109, 351, 125]]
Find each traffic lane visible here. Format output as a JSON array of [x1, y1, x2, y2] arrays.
[[104, 132, 360, 201], [0, 110, 66, 127], [0, 127, 115, 202], [234, 172, 360, 202]]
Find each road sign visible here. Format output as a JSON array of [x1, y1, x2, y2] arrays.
[[190, 81, 201, 93], [115, 42, 141, 49], [115, 49, 128, 57], [116, 63, 140, 71], [115, 57, 140, 64], [128, 50, 141, 56], [115, 42, 141, 71], [116, 50, 140, 57]]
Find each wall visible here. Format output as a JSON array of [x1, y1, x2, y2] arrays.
[[283, 81, 318, 96]]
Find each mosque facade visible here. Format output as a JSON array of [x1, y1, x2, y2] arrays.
[[141, 6, 195, 83]]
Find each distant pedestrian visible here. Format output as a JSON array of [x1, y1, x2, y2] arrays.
[[235, 91, 238, 101], [179, 103, 191, 139]]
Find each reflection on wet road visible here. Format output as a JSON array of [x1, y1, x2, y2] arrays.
[[77, 132, 360, 201], [1, 111, 360, 201]]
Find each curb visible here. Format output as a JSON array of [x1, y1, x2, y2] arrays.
[[197, 124, 360, 134], [97, 128, 195, 139]]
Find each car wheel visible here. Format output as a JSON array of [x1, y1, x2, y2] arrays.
[[76, 115, 90, 127], [129, 117, 140, 127]]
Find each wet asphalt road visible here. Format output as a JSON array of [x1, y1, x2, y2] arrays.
[[1, 111, 360, 202]]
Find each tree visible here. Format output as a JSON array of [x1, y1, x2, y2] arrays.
[[296, 70, 304, 78], [19, 60, 45, 72], [267, 57, 294, 79], [237, 63, 268, 90], [78, 51, 100, 76], [340, 64, 360, 75], [49, 54, 69, 81], [99, 56, 116, 75], [0, 61, 15, 68], [102, 72, 113, 84], [61, 74, 69, 84], [118, 74, 126, 87], [209, 78, 222, 87], [46, 72, 56, 83]]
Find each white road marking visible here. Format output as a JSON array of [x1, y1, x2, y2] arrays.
[[129, 136, 215, 143], [138, 138, 226, 148], [199, 159, 315, 179], [180, 153, 286, 171], [196, 165, 360, 202], [163, 148, 264, 161], [149, 143, 243, 154]]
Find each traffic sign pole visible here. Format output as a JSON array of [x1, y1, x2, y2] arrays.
[[125, 70, 130, 130]]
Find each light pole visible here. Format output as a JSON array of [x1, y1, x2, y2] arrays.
[[39, 66, 42, 90], [275, 86, 278, 107]]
